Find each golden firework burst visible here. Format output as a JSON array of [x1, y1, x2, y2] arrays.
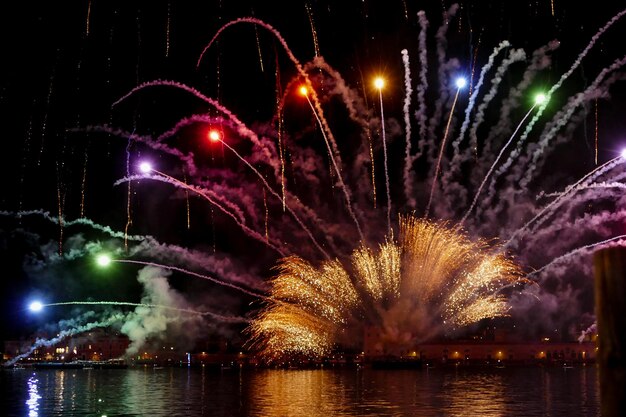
[[247, 216, 525, 361]]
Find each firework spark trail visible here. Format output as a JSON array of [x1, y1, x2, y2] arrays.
[[196, 18, 364, 235], [302, 92, 365, 242], [595, 99, 599, 165], [376, 84, 392, 231], [526, 202, 626, 253], [468, 31, 482, 96], [112, 80, 279, 177], [0, 210, 152, 242], [427, 3, 459, 165], [401, 49, 415, 208], [460, 103, 539, 225], [122, 110, 341, 252], [118, 173, 247, 224], [165, 1, 171, 57], [86, 0, 92, 36], [254, 23, 264, 72], [305, 2, 320, 57], [56, 166, 65, 256], [183, 172, 191, 229], [78, 124, 198, 175], [305, 57, 372, 138], [275, 55, 286, 211], [273, 57, 373, 199], [468, 48, 526, 157], [124, 138, 133, 251], [528, 234, 626, 278], [117, 173, 287, 256], [42, 301, 249, 323], [80, 142, 89, 217], [520, 55, 626, 189], [215, 135, 333, 258], [491, 8, 626, 190], [263, 188, 269, 241], [5, 313, 127, 367], [250, 217, 524, 361], [425, 84, 462, 218], [413, 11, 430, 162], [531, 183, 626, 233], [542, 168, 626, 198], [444, 41, 513, 194], [504, 155, 626, 249], [481, 40, 560, 159], [116, 259, 270, 300], [18, 116, 34, 216], [37, 53, 58, 167], [449, 41, 511, 164], [196, 18, 345, 172]]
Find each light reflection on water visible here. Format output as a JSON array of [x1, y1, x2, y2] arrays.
[[3, 366, 599, 416], [26, 374, 41, 417]]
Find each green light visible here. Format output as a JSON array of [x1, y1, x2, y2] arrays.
[[534, 93, 547, 105], [96, 254, 112, 267]]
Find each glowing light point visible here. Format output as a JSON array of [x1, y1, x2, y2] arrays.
[[374, 77, 385, 90], [208, 130, 221, 142], [621, 148, 626, 159], [139, 162, 152, 174], [299, 85, 308, 96], [96, 254, 112, 267], [29, 301, 43, 312], [535, 93, 547, 105], [455, 77, 467, 89]]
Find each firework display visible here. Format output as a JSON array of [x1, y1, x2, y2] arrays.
[[249, 217, 524, 360], [2, 2, 626, 363]]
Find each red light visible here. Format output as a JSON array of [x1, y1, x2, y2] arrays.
[[298, 85, 308, 96], [208, 130, 221, 142]]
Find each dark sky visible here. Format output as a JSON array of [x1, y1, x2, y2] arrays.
[[1, 1, 626, 342]]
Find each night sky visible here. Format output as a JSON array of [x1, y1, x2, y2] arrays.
[[1, 1, 626, 348]]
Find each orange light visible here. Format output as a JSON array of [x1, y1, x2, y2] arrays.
[[374, 77, 385, 90], [208, 130, 221, 142], [299, 85, 308, 96]]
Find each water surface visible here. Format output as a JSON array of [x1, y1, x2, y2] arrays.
[[0, 365, 599, 416]]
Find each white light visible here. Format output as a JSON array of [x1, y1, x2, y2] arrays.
[[29, 301, 43, 312], [621, 149, 626, 159], [96, 254, 112, 267], [455, 77, 467, 89], [535, 93, 547, 105], [139, 162, 152, 174]]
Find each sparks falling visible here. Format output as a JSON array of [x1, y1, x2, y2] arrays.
[[7, 3, 626, 365], [248, 217, 524, 361]]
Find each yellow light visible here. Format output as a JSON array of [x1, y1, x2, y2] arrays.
[[374, 77, 385, 90], [299, 86, 308, 96]]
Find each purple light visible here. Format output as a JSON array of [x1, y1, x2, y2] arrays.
[[139, 162, 152, 174], [621, 149, 626, 159]]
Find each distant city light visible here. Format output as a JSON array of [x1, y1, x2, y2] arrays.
[[29, 301, 43, 312]]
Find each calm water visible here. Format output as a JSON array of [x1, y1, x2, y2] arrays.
[[0, 365, 599, 416]]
